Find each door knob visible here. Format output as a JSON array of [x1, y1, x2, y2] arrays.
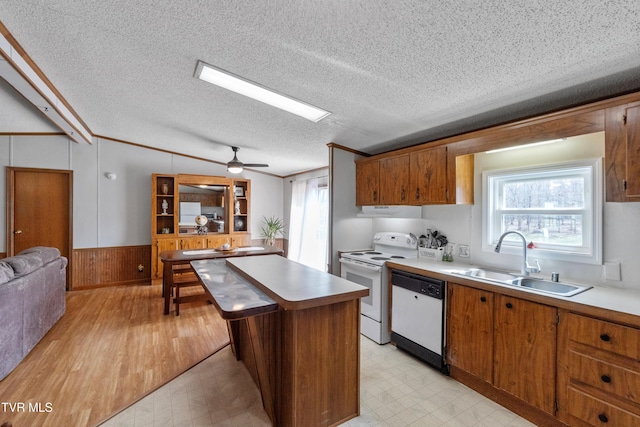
[[13, 230, 23, 234]]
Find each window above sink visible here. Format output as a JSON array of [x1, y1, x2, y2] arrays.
[[482, 150, 603, 265]]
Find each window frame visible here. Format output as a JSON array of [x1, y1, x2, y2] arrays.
[[482, 158, 603, 265]]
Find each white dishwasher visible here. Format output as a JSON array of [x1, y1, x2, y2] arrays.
[[391, 270, 448, 373]]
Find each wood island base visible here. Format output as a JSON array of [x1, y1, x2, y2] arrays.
[[229, 299, 361, 426], [190, 256, 368, 427]]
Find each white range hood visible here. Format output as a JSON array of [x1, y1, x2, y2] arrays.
[[357, 205, 422, 218]]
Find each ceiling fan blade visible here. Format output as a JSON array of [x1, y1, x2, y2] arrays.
[[243, 163, 269, 168]]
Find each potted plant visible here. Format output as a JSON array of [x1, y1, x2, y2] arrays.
[[260, 215, 285, 246]]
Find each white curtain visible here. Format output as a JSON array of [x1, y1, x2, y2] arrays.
[[288, 177, 329, 271]]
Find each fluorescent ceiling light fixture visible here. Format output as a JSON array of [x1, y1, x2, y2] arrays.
[[486, 138, 565, 154], [195, 60, 330, 122]]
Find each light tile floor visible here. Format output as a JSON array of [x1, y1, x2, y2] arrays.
[[101, 337, 535, 426]]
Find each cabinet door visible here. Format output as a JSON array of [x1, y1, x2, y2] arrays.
[[626, 105, 640, 198], [206, 236, 228, 249], [153, 238, 178, 278], [446, 283, 494, 383], [231, 235, 251, 247], [180, 237, 204, 250], [355, 160, 380, 205], [409, 146, 447, 204], [379, 155, 410, 205], [494, 295, 557, 414]]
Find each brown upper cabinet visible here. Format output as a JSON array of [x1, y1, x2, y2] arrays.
[[379, 154, 410, 205], [356, 145, 450, 206], [356, 90, 640, 206], [355, 159, 380, 206], [605, 102, 640, 202], [409, 146, 447, 204]]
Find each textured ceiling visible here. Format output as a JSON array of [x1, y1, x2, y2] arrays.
[[1, 1, 639, 176]]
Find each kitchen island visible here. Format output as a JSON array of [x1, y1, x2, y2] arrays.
[[191, 255, 369, 427]]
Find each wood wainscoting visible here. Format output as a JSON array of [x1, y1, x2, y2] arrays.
[[72, 245, 151, 290], [72, 240, 285, 290]]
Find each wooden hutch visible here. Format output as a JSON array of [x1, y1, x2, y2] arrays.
[[151, 173, 251, 279]]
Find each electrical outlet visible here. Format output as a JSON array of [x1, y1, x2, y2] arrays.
[[457, 244, 470, 258], [604, 261, 621, 281]]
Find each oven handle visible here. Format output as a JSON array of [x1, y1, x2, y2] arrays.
[[339, 257, 383, 272]]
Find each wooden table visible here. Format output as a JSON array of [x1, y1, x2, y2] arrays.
[[191, 255, 369, 427], [159, 245, 283, 315]]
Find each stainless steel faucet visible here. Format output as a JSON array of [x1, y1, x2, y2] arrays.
[[494, 231, 541, 276]]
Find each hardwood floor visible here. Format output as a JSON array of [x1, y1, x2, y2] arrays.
[[0, 283, 229, 427]]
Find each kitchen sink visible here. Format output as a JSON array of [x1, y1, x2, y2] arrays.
[[450, 268, 591, 297], [516, 277, 591, 297], [450, 268, 521, 285]]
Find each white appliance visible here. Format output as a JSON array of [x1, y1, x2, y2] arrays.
[[179, 202, 201, 225], [391, 270, 447, 372], [339, 232, 418, 344]]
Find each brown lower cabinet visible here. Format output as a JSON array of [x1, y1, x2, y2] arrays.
[[557, 311, 640, 426], [447, 280, 640, 426], [446, 282, 559, 424]]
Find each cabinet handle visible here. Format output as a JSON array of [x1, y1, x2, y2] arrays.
[[601, 374, 612, 383], [415, 188, 420, 200], [600, 333, 611, 342], [598, 413, 609, 423], [373, 190, 377, 202], [480, 296, 486, 302], [506, 302, 513, 309], [401, 188, 405, 201]]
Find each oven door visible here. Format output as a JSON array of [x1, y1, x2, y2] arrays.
[[339, 257, 382, 322]]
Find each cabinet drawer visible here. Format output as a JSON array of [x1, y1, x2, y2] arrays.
[[569, 351, 640, 405], [567, 387, 640, 426], [567, 313, 640, 359]]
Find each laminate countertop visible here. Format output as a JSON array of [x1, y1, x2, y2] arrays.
[[387, 257, 640, 327], [226, 255, 369, 310], [190, 259, 278, 320]]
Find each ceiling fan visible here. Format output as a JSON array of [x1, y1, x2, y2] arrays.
[[226, 146, 268, 173]]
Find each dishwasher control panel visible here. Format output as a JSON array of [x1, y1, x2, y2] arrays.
[[391, 270, 444, 300]]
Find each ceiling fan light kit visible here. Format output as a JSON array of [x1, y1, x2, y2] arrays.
[[195, 60, 331, 122], [226, 146, 268, 174]]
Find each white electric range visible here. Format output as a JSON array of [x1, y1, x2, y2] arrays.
[[339, 232, 418, 344]]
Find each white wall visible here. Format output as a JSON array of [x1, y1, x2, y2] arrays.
[[0, 135, 283, 251], [329, 146, 374, 275]]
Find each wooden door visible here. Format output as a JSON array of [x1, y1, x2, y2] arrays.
[[379, 154, 410, 205], [355, 159, 380, 205], [6, 167, 72, 288], [493, 295, 557, 414], [409, 146, 447, 204], [446, 283, 494, 383]]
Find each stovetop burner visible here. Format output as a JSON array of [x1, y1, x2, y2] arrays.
[[340, 233, 418, 267]]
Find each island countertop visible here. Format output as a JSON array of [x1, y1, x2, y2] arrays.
[[226, 255, 369, 310]]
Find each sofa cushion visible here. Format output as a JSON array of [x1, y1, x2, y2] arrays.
[[2, 254, 44, 277], [18, 246, 61, 265], [0, 261, 15, 284]]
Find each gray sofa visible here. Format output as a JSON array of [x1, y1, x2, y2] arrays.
[[0, 246, 67, 381]]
